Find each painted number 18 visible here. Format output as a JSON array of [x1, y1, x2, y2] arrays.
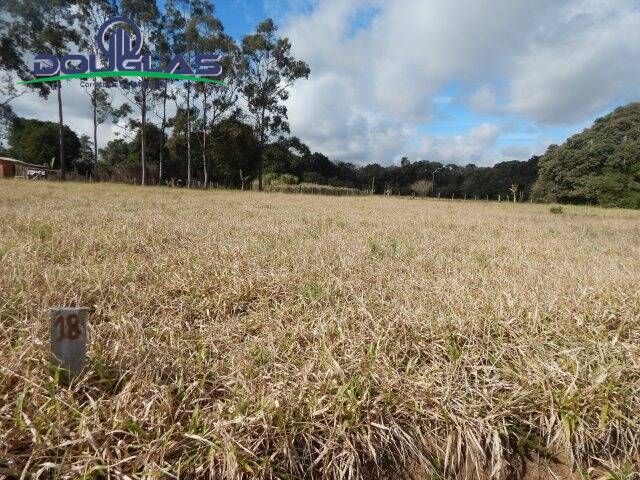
[[54, 314, 82, 341]]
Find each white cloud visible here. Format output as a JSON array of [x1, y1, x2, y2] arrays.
[[10, 81, 116, 142], [469, 85, 499, 113], [417, 123, 501, 166], [7, 0, 640, 166], [506, 1, 640, 123], [282, 0, 640, 164], [9, 79, 179, 152], [500, 145, 534, 160]]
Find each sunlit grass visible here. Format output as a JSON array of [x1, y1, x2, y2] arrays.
[[1, 179, 639, 479]]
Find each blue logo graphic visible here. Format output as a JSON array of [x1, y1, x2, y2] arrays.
[[28, 16, 223, 85]]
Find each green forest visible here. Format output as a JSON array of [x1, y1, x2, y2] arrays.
[[533, 103, 640, 209]]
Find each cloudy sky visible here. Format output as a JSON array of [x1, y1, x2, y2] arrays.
[[10, 0, 640, 166]]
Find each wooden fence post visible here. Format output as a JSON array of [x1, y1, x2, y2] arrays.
[[50, 307, 88, 382]]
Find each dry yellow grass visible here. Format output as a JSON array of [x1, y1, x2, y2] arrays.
[[1, 179, 639, 479]]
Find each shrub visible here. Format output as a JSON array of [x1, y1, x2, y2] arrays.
[[252, 173, 300, 189], [409, 179, 433, 196], [623, 191, 640, 209], [276, 174, 299, 185], [550, 205, 564, 214], [267, 182, 363, 196]]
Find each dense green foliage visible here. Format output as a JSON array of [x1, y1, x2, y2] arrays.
[[534, 103, 640, 208], [6, 111, 540, 198], [7, 118, 80, 169], [91, 112, 539, 197]]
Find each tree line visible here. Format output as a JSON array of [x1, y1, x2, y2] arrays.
[[4, 110, 541, 198]]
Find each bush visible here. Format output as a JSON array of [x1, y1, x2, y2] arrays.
[[410, 179, 433, 196], [549, 205, 564, 214], [276, 174, 299, 185], [267, 182, 363, 196], [622, 191, 640, 209], [252, 173, 300, 189], [301, 171, 326, 184]]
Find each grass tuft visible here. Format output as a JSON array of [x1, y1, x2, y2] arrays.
[[550, 205, 564, 214]]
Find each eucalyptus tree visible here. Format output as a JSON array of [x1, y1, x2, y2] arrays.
[[150, 2, 177, 185], [0, 1, 53, 144], [1, 0, 79, 178], [191, 17, 237, 188], [0, 22, 29, 141], [241, 19, 310, 190], [118, 0, 161, 185], [197, 43, 242, 188], [77, 0, 117, 167], [150, 0, 189, 185], [0, 64, 24, 146], [172, 0, 223, 188]]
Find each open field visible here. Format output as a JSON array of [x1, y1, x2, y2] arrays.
[[1, 180, 639, 479]]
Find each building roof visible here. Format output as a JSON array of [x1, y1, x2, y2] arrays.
[[0, 157, 58, 171]]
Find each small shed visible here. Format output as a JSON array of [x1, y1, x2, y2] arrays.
[[0, 157, 17, 178], [0, 157, 58, 179]]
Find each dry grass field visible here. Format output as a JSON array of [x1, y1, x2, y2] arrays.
[[1, 179, 639, 479]]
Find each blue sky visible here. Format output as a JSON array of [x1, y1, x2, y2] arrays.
[[204, 0, 312, 40], [272, 0, 640, 166], [210, 0, 269, 40], [423, 83, 592, 158], [11, 0, 640, 166], [195, 0, 640, 165]]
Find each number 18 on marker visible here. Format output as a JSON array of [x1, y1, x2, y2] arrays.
[[50, 308, 88, 380]]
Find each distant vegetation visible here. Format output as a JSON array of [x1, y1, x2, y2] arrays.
[[7, 118, 80, 168], [3, 103, 640, 208], [2, 112, 540, 199], [534, 103, 640, 209]]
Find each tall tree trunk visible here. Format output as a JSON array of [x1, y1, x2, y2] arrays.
[[257, 140, 263, 191], [57, 81, 65, 180], [202, 90, 208, 189], [186, 82, 192, 188], [92, 82, 98, 168], [159, 82, 167, 185], [141, 83, 146, 186], [258, 107, 265, 191]]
